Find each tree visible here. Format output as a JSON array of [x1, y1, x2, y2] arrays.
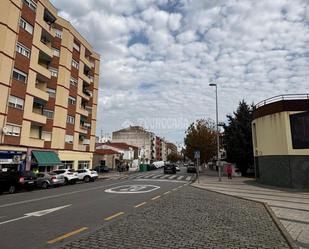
[[166, 152, 181, 163], [184, 119, 217, 164], [223, 100, 254, 175]]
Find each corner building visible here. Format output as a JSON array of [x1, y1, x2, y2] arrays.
[[0, 0, 100, 171]]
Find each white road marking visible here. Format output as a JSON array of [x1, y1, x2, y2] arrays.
[[0, 180, 131, 209], [134, 179, 187, 183], [169, 175, 177, 179], [105, 185, 160, 194], [0, 205, 71, 225], [186, 176, 192, 181], [177, 176, 184, 180]]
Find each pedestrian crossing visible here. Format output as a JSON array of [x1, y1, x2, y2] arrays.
[[117, 173, 194, 182]]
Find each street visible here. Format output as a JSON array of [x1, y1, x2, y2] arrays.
[[0, 168, 194, 249]]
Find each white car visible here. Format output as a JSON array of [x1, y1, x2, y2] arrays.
[[52, 169, 79, 185], [175, 165, 180, 171], [73, 169, 98, 183]]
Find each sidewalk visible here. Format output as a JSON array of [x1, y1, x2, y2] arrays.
[[192, 171, 309, 249]]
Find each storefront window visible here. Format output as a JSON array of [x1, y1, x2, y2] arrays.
[[78, 160, 89, 169], [59, 161, 74, 169]]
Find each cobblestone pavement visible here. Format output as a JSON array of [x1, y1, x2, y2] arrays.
[[59, 186, 290, 249], [193, 171, 308, 248]]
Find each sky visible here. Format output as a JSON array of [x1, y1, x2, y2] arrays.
[[50, 0, 309, 146]]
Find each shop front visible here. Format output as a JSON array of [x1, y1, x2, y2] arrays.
[[0, 150, 27, 172], [30, 150, 62, 172]]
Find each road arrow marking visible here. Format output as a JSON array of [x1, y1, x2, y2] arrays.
[[24, 204, 71, 217], [0, 204, 71, 225]]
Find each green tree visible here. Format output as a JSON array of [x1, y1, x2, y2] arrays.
[[166, 152, 181, 163], [223, 100, 254, 175], [184, 119, 217, 164]]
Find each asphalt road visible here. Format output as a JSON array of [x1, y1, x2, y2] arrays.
[[0, 167, 195, 249]]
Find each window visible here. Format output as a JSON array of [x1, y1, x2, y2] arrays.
[[59, 161, 73, 169], [65, 135, 74, 144], [71, 59, 79, 69], [41, 131, 52, 141], [5, 124, 21, 136], [49, 68, 58, 77], [16, 43, 30, 58], [78, 160, 89, 169], [70, 77, 77, 86], [43, 109, 54, 119], [23, 0, 37, 11], [19, 18, 33, 34], [46, 88, 56, 98], [73, 42, 80, 52], [52, 48, 60, 57], [290, 111, 309, 149], [68, 96, 76, 105], [8, 95, 24, 109], [54, 29, 62, 38], [67, 115, 75, 124], [12, 68, 27, 83]]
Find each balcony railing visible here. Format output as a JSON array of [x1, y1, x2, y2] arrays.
[[255, 94, 309, 108]]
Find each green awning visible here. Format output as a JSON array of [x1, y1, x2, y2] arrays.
[[32, 151, 62, 166]]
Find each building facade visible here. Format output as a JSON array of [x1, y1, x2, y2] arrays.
[[112, 126, 156, 163], [0, 0, 100, 171], [252, 94, 309, 188]]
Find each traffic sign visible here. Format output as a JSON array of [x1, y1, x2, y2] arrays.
[[194, 150, 200, 159]]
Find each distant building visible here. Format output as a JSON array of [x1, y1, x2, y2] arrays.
[[252, 94, 309, 188], [93, 149, 120, 170], [167, 142, 177, 155], [155, 136, 163, 161], [96, 142, 138, 169], [112, 126, 156, 163]]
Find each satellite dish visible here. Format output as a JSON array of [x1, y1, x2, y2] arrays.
[[2, 126, 10, 135]]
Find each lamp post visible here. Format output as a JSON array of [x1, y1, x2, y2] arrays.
[[209, 83, 221, 181]]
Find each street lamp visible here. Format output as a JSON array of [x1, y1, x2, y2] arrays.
[[209, 83, 221, 181]]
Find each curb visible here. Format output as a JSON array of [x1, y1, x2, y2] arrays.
[[191, 183, 299, 249]]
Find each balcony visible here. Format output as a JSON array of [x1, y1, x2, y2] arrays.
[[29, 124, 44, 147], [39, 29, 53, 57], [41, 8, 56, 37], [78, 134, 87, 151], [38, 51, 52, 78], [31, 98, 47, 124]]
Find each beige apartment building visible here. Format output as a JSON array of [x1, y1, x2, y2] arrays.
[[0, 0, 100, 171]]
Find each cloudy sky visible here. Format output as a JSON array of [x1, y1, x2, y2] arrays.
[[50, 0, 309, 146]]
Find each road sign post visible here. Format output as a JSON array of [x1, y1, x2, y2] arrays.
[[194, 151, 200, 183]]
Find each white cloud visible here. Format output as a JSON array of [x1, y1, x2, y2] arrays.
[[51, 0, 309, 144]]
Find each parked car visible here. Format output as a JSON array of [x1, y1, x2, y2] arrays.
[[0, 170, 37, 194], [73, 169, 98, 182], [52, 169, 78, 185], [187, 163, 197, 173], [36, 172, 65, 189], [164, 163, 176, 174], [153, 161, 165, 169], [93, 165, 110, 173]]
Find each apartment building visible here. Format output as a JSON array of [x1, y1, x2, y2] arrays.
[[0, 0, 100, 171], [112, 126, 156, 163]]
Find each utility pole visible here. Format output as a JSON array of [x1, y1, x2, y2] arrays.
[[209, 83, 221, 181]]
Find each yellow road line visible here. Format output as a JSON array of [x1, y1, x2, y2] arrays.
[[104, 212, 125, 221], [151, 195, 161, 200], [163, 191, 171, 195], [47, 227, 88, 244], [134, 202, 147, 208]]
